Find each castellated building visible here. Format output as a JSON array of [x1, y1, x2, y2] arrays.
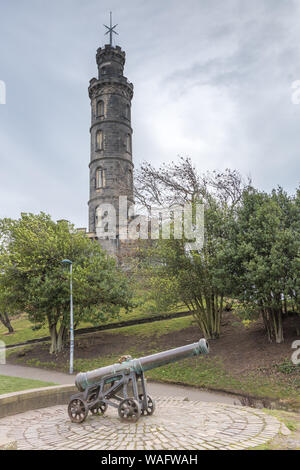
[[86, 41, 135, 257]]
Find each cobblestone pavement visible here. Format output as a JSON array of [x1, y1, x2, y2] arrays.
[[0, 397, 284, 450]]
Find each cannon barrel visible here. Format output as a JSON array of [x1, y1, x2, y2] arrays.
[[75, 339, 209, 392]]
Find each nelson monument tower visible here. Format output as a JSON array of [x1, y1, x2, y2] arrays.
[[87, 14, 134, 256]]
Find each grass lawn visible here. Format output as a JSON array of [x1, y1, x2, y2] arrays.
[[0, 304, 187, 347], [0, 375, 56, 395]]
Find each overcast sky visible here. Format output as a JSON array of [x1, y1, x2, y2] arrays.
[[0, 0, 299, 227]]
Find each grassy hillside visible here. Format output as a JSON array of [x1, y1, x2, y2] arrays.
[[7, 312, 300, 410], [0, 303, 187, 346]]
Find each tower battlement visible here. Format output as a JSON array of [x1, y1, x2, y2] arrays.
[[97, 44, 126, 59], [96, 45, 126, 80]]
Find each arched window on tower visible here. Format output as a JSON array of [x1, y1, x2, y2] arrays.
[[97, 100, 104, 118], [96, 168, 106, 189], [128, 168, 133, 186], [125, 104, 130, 120], [96, 130, 103, 150], [126, 134, 132, 153]]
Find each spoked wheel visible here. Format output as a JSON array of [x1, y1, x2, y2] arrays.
[[68, 398, 88, 424], [118, 398, 141, 422], [87, 390, 107, 416], [139, 394, 156, 416], [90, 402, 108, 416]]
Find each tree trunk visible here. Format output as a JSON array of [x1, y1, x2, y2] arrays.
[[273, 309, 284, 344], [49, 323, 58, 354], [262, 310, 272, 342], [57, 323, 68, 353], [192, 296, 221, 339], [262, 308, 284, 343], [0, 312, 14, 333]]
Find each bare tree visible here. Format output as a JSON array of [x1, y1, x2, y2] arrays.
[[134, 156, 251, 211]]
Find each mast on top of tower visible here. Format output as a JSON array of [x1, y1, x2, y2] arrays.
[[103, 12, 118, 46]]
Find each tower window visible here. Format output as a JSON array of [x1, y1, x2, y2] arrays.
[[96, 130, 103, 150], [125, 104, 130, 120], [96, 168, 106, 189], [97, 100, 104, 117], [128, 168, 133, 186], [126, 134, 132, 153]]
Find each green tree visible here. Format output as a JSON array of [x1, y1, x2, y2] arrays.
[[226, 187, 300, 343], [0, 213, 133, 353], [0, 258, 25, 334], [144, 209, 227, 339]]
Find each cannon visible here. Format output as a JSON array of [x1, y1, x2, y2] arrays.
[[68, 338, 209, 423]]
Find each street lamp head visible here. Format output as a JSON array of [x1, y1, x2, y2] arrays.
[[61, 259, 72, 265]]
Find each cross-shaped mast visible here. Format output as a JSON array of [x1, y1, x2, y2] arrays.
[[104, 12, 118, 46]]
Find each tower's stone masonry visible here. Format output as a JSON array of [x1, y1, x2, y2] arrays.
[[88, 44, 134, 255]]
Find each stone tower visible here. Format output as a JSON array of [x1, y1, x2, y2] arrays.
[[88, 34, 134, 255]]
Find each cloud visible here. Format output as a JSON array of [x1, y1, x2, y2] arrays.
[[0, 0, 299, 228]]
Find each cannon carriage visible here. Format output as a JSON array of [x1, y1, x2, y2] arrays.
[[68, 338, 209, 423]]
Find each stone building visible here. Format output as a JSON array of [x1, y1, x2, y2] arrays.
[[86, 27, 135, 257]]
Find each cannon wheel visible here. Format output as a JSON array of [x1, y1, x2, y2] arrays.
[[68, 398, 88, 424], [118, 398, 141, 422], [87, 390, 108, 416], [139, 394, 156, 416], [90, 402, 108, 415]]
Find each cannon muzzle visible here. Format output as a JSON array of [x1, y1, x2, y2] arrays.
[[75, 338, 209, 392]]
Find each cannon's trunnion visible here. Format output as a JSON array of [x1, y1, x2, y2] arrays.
[[68, 339, 209, 423]]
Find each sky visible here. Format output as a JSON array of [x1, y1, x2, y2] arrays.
[[0, 0, 299, 228]]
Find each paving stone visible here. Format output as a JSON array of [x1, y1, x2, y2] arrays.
[[0, 398, 282, 450]]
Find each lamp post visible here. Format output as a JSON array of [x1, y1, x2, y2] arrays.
[[61, 259, 74, 374]]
